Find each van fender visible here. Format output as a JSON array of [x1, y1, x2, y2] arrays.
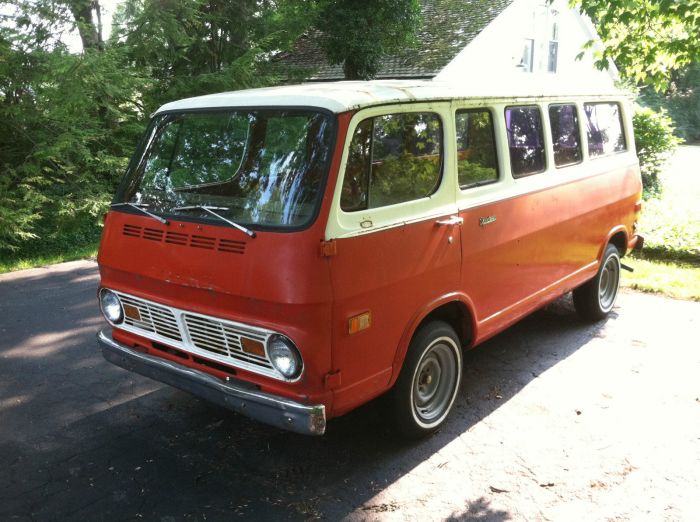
[[600, 225, 629, 261], [387, 292, 478, 389]]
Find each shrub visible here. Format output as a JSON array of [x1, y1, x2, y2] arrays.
[[638, 63, 700, 144], [632, 106, 681, 198]]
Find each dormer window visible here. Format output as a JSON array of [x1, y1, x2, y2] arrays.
[[520, 38, 534, 72], [548, 22, 559, 73]]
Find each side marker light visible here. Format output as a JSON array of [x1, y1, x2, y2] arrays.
[[349, 311, 371, 334]]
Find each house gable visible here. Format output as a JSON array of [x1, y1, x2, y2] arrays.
[[436, 0, 617, 83]]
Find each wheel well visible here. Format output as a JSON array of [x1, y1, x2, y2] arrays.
[[609, 231, 627, 257], [418, 301, 473, 348]]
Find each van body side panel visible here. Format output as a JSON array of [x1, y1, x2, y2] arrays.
[[327, 220, 461, 416], [460, 158, 641, 345]]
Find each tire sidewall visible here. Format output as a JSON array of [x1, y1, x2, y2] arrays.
[[395, 321, 463, 435], [597, 244, 621, 315]]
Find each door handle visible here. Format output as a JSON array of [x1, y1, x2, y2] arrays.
[[436, 216, 463, 226]]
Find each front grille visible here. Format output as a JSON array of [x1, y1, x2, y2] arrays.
[[112, 291, 283, 380], [184, 314, 273, 370], [119, 294, 182, 341]]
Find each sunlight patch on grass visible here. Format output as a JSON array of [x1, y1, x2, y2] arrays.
[[621, 256, 700, 301], [0, 243, 99, 274]]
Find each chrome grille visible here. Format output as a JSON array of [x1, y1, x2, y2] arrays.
[[111, 290, 283, 380], [184, 314, 273, 369], [118, 294, 182, 341]]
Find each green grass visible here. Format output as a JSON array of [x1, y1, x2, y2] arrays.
[[0, 242, 99, 274], [639, 146, 700, 259], [622, 146, 700, 300], [621, 255, 700, 301]]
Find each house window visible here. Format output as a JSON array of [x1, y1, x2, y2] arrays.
[[341, 112, 443, 211], [584, 103, 627, 157], [548, 22, 559, 73], [549, 104, 582, 167], [455, 109, 498, 189], [505, 105, 546, 177], [520, 39, 534, 72]]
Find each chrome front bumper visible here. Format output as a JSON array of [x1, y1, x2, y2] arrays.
[[98, 329, 326, 435]]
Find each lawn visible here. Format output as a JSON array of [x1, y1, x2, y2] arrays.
[[617, 145, 700, 301], [637, 146, 700, 261], [622, 257, 700, 301], [0, 243, 99, 274]]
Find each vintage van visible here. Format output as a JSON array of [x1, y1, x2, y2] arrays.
[[97, 79, 643, 437]]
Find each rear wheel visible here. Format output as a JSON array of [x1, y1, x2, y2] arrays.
[[573, 243, 621, 321], [389, 321, 462, 438]]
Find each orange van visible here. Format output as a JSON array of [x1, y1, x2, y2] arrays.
[[97, 79, 643, 436]]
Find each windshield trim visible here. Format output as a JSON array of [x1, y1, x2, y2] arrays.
[[113, 105, 339, 234]]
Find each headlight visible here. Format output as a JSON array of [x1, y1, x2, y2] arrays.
[[99, 288, 124, 324], [267, 335, 302, 379]]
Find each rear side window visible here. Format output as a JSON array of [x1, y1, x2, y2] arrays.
[[549, 104, 582, 167], [456, 109, 499, 189], [584, 102, 626, 157], [505, 105, 546, 177], [340, 112, 442, 212]]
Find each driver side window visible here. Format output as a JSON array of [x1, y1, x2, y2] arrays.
[[341, 112, 443, 212]]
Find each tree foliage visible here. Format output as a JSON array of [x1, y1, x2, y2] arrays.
[[574, 0, 700, 91], [0, 0, 312, 253], [639, 63, 700, 143], [633, 106, 681, 198], [315, 0, 421, 79]]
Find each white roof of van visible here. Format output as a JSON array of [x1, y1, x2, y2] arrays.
[[155, 75, 626, 115]]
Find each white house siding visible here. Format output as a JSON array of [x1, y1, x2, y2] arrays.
[[435, 0, 617, 85]]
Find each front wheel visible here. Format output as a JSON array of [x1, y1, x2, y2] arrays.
[[389, 321, 462, 439], [573, 243, 621, 321]]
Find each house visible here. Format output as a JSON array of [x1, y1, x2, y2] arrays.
[[278, 0, 616, 84]]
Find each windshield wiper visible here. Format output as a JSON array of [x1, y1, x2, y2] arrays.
[[172, 205, 256, 238], [111, 202, 169, 225]]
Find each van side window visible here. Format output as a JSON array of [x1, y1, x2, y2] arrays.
[[455, 109, 498, 189], [505, 105, 546, 177], [340, 112, 442, 212], [584, 102, 627, 157], [549, 104, 582, 167]]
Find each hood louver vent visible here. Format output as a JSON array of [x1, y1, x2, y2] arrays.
[[121, 223, 246, 254]]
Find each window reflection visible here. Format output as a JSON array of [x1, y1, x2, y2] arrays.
[[116, 110, 334, 228], [456, 109, 498, 189], [505, 106, 546, 177], [549, 104, 582, 167], [585, 103, 627, 157], [341, 112, 443, 212]]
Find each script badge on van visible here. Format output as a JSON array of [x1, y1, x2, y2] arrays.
[[479, 215, 497, 227]]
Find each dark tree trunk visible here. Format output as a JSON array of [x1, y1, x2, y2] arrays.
[[67, 0, 102, 51]]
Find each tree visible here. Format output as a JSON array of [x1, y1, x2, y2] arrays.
[[315, 0, 421, 80], [574, 0, 700, 90], [65, 0, 104, 51], [0, 0, 313, 253]]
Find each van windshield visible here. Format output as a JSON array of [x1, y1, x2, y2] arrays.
[[115, 109, 335, 229]]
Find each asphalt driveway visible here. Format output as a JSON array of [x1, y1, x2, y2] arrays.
[[1, 260, 698, 521]]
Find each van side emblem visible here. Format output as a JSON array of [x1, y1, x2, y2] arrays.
[[479, 216, 497, 227], [360, 219, 373, 229]]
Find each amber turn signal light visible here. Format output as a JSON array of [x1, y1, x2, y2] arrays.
[[241, 337, 266, 357], [123, 303, 141, 321], [348, 311, 371, 334]]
